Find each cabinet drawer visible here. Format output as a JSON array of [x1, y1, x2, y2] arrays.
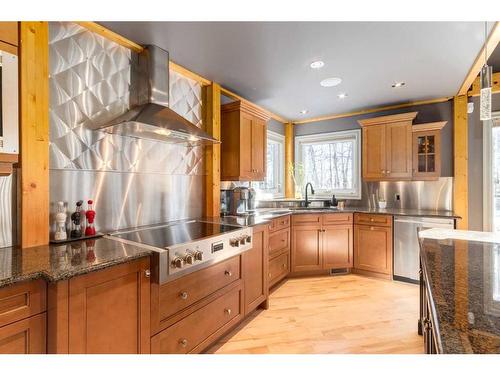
[[268, 215, 290, 233], [0, 313, 46, 354], [268, 227, 290, 258], [158, 256, 240, 321], [151, 285, 243, 354], [354, 213, 392, 227], [322, 213, 353, 225], [292, 214, 321, 225], [269, 252, 289, 287], [0, 279, 46, 328]]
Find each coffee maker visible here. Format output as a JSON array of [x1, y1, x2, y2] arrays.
[[221, 187, 250, 216]]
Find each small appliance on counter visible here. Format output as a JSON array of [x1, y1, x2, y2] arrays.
[[220, 186, 252, 216], [247, 187, 257, 212]]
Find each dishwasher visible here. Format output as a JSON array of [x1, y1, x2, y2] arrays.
[[393, 216, 455, 283]]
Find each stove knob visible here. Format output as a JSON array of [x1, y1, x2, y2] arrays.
[[171, 257, 184, 269], [230, 239, 240, 247], [184, 253, 194, 265], [239, 236, 246, 245], [246, 235, 252, 243], [193, 251, 203, 261]]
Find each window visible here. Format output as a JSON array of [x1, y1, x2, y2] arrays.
[[483, 112, 500, 231], [253, 131, 285, 198], [295, 129, 361, 199]]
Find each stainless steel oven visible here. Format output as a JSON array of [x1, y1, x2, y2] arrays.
[[0, 49, 18, 155]]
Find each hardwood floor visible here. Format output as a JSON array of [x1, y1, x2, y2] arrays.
[[207, 274, 423, 354]]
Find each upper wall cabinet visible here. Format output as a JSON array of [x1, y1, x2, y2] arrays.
[[359, 112, 417, 181], [0, 22, 18, 55], [412, 121, 446, 180], [221, 101, 269, 181]]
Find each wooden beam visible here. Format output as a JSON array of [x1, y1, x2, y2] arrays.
[[293, 97, 452, 125], [75, 22, 144, 53], [284, 122, 294, 198], [19, 22, 50, 248], [453, 95, 468, 230], [202, 83, 221, 217], [220, 86, 288, 124], [458, 21, 500, 96], [170, 61, 212, 87], [468, 71, 500, 97]]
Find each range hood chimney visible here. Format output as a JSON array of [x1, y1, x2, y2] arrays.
[[95, 45, 219, 145]]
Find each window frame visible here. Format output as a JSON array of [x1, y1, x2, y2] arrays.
[[252, 130, 285, 198], [295, 129, 362, 199], [483, 111, 500, 231]]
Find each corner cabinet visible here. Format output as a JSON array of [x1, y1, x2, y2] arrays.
[[412, 122, 446, 180], [221, 101, 270, 181], [359, 112, 417, 181], [291, 213, 353, 274]]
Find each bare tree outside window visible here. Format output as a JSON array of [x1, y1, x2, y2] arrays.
[[296, 130, 361, 198]]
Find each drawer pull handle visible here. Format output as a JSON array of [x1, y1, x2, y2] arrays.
[[144, 269, 151, 278], [179, 338, 188, 347], [224, 270, 232, 277], [370, 218, 374, 222], [282, 263, 286, 269], [370, 227, 374, 231], [224, 308, 232, 315], [179, 291, 188, 300], [268, 273, 272, 278]]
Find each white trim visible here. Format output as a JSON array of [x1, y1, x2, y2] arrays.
[[483, 111, 500, 231], [295, 129, 362, 199], [252, 130, 285, 199]]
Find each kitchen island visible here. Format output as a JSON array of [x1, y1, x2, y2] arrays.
[[418, 229, 500, 353]]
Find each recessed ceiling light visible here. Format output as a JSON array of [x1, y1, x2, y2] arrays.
[[310, 60, 325, 69], [320, 77, 342, 87], [392, 81, 406, 88], [300, 109, 309, 114], [338, 93, 348, 99]]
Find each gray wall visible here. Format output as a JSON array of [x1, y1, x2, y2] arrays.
[[294, 100, 454, 177], [467, 94, 500, 230], [268, 119, 285, 135]]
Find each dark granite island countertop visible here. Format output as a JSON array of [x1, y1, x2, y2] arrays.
[[0, 237, 152, 289], [419, 229, 500, 353]]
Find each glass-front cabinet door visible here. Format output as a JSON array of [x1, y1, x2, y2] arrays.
[[412, 129, 441, 179]]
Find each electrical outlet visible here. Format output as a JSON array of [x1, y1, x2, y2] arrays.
[[395, 193, 401, 201]]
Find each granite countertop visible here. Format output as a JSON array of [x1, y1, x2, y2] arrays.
[[0, 237, 152, 289], [216, 207, 459, 227], [419, 229, 500, 353]]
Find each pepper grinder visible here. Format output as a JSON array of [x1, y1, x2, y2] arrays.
[[70, 200, 83, 238], [85, 200, 96, 236], [54, 201, 68, 241]]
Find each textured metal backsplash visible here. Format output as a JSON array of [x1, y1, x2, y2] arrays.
[[49, 22, 204, 234]]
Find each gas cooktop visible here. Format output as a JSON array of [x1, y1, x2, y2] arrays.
[[107, 220, 253, 284]]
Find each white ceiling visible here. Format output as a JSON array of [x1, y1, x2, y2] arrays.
[[101, 21, 490, 121]]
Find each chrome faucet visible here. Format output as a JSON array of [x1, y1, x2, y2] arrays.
[[304, 183, 315, 208]]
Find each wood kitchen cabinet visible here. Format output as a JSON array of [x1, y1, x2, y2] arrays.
[[291, 213, 353, 274], [354, 214, 393, 277], [0, 22, 18, 55], [242, 224, 269, 314], [268, 216, 291, 288], [221, 100, 269, 181], [412, 122, 446, 180], [48, 257, 151, 354], [359, 112, 417, 181], [0, 279, 47, 354]]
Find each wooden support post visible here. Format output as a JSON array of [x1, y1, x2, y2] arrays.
[[285, 122, 294, 198], [202, 83, 221, 217], [19, 22, 49, 247], [453, 95, 468, 230]]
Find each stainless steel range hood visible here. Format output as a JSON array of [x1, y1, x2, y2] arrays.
[[95, 45, 219, 145]]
